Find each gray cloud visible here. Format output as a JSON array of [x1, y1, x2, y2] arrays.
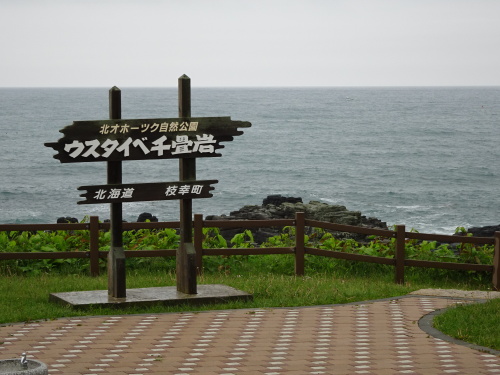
[[1, 0, 499, 87]]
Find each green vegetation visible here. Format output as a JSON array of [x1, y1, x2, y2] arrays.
[[434, 299, 500, 351], [0, 225, 495, 276], [1, 224, 498, 352]]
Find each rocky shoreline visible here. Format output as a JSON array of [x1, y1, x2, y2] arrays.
[[57, 194, 500, 244], [205, 195, 388, 244]]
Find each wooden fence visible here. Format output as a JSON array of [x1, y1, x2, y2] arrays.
[[1, 212, 499, 290]]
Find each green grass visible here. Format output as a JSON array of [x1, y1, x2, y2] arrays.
[[0, 255, 493, 325], [433, 299, 500, 351], [2, 270, 407, 324]]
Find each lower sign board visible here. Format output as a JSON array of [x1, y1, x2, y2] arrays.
[[77, 180, 218, 204]]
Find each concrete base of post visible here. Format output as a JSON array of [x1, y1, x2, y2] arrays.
[[49, 284, 252, 309]]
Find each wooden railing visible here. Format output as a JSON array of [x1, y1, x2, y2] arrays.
[[1, 213, 499, 290]]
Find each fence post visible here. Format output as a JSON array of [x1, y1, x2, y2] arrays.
[[295, 212, 305, 276], [194, 214, 203, 275], [493, 232, 500, 291], [89, 216, 100, 277], [395, 225, 405, 284]]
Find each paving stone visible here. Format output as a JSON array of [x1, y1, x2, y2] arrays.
[[1, 293, 499, 374]]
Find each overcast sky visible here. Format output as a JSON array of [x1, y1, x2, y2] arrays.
[[1, 0, 499, 87]]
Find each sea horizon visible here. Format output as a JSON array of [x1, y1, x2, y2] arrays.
[[1, 86, 499, 234]]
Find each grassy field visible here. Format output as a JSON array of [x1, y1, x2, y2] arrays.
[[434, 298, 500, 351], [1, 266, 418, 324]]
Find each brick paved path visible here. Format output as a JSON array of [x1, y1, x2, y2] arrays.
[[1, 295, 499, 374]]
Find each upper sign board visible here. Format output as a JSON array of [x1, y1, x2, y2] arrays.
[[45, 116, 251, 163]]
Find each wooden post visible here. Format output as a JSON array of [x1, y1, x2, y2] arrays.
[[395, 225, 405, 284], [177, 74, 197, 294], [107, 86, 126, 298], [89, 216, 100, 277], [194, 214, 203, 275], [493, 232, 500, 291], [295, 212, 305, 276]]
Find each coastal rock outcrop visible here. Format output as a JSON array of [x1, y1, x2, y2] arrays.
[[464, 225, 500, 237], [206, 195, 388, 244], [55, 198, 387, 244], [57, 217, 78, 224], [137, 212, 158, 222]]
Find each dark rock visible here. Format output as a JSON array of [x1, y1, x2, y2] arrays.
[[205, 196, 388, 245], [137, 212, 158, 222], [57, 217, 78, 224], [464, 225, 500, 237], [262, 195, 302, 206], [361, 215, 387, 229]]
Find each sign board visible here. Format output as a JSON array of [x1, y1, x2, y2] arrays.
[[45, 117, 251, 163], [77, 180, 218, 204]]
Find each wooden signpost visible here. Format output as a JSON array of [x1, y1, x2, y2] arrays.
[[45, 75, 251, 298], [107, 87, 124, 298]]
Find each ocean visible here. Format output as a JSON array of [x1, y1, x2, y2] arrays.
[[1, 86, 499, 234]]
